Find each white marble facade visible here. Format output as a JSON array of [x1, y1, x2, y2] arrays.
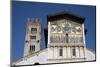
[[47, 18, 87, 63]]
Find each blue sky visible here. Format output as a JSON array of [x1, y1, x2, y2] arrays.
[[12, 1, 96, 62]]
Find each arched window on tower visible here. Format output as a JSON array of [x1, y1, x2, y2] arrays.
[[31, 28, 37, 34], [29, 45, 35, 53], [33, 45, 35, 51], [31, 45, 33, 51]]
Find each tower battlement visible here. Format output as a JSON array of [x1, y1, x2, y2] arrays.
[[24, 18, 42, 57]]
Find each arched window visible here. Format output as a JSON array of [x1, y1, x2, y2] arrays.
[[29, 45, 35, 52], [25, 40, 28, 43], [31, 28, 37, 34], [59, 48, 63, 56], [72, 47, 76, 56], [66, 33, 68, 43], [33, 45, 35, 51], [31, 45, 33, 51], [30, 36, 36, 39]]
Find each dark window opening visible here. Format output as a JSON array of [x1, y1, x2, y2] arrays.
[[31, 28, 37, 34], [33, 45, 35, 51], [29, 45, 35, 53], [59, 48, 63, 56], [72, 47, 76, 56], [25, 40, 29, 43], [66, 33, 68, 43], [31, 45, 33, 51], [37, 40, 39, 43], [30, 36, 36, 39]]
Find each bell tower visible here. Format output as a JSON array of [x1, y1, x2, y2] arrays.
[[24, 18, 41, 57]]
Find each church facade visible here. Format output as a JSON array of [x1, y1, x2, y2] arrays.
[[12, 12, 95, 66]]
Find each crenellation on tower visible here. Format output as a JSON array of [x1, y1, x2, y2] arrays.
[[24, 18, 42, 57]]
